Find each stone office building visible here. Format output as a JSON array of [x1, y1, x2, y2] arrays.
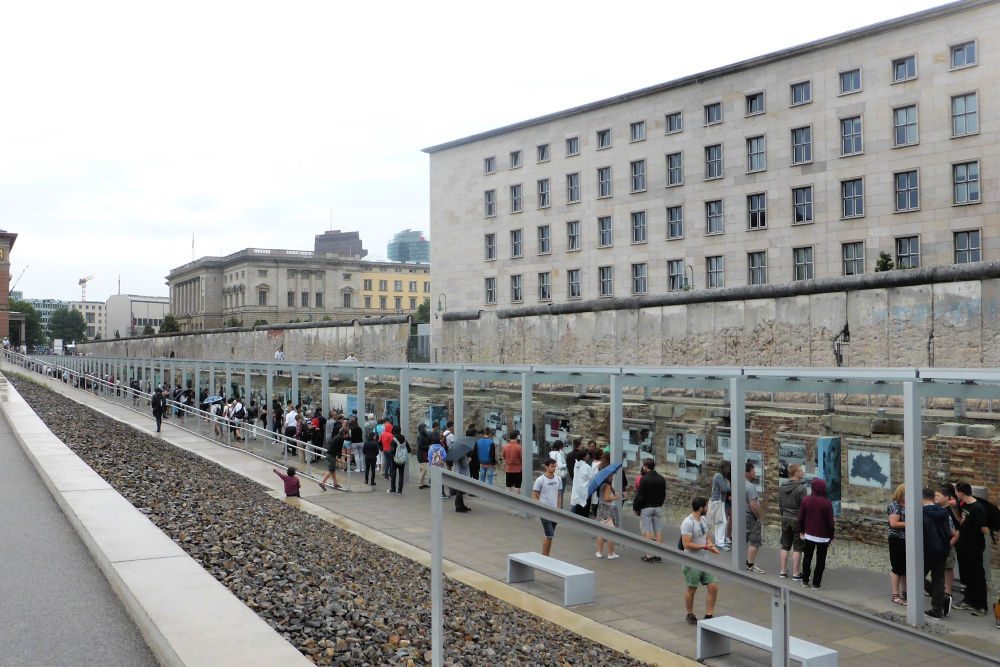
[[424, 0, 997, 333]]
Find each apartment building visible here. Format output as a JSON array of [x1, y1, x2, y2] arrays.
[[424, 0, 996, 319]]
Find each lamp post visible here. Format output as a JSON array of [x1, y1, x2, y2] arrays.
[[435, 293, 447, 319]]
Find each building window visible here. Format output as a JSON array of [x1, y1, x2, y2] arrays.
[[287, 291, 295, 307], [485, 277, 496, 304], [379, 296, 387, 309], [598, 216, 613, 247], [316, 292, 324, 308], [793, 247, 813, 281], [630, 160, 646, 192], [950, 41, 976, 69], [896, 236, 920, 268], [667, 206, 683, 239], [409, 297, 416, 310], [747, 193, 766, 229], [745, 91, 764, 115], [955, 230, 981, 263], [792, 186, 813, 224], [537, 178, 550, 208], [630, 121, 646, 142], [704, 102, 722, 125], [791, 126, 812, 164], [566, 136, 579, 156], [567, 220, 580, 251], [287, 269, 296, 278], [378, 279, 388, 291], [666, 152, 683, 186], [537, 272, 551, 301], [484, 156, 495, 174], [706, 200, 723, 235], [598, 166, 612, 197], [484, 190, 496, 217], [893, 105, 918, 146], [510, 275, 523, 303], [839, 68, 861, 94], [953, 161, 980, 204], [510, 229, 523, 258], [509, 150, 521, 168], [258, 269, 268, 278], [841, 178, 864, 218], [840, 117, 862, 155], [705, 144, 722, 179], [631, 263, 647, 295], [394, 296, 402, 310], [566, 172, 580, 203], [424, 281, 430, 293], [892, 55, 916, 82], [393, 280, 403, 291], [631, 211, 647, 244], [301, 292, 309, 307], [790, 81, 811, 105], [364, 296, 372, 309], [409, 281, 417, 292], [537, 144, 550, 162], [746, 135, 766, 172], [706, 256, 724, 288], [667, 259, 684, 292], [568, 269, 581, 299], [596, 128, 611, 149], [748, 251, 767, 285], [842, 242, 864, 276], [666, 111, 683, 134], [537, 225, 551, 254], [598, 266, 613, 297], [952, 93, 978, 136], [510, 184, 522, 213], [339, 293, 348, 308], [363, 278, 373, 290], [258, 290, 267, 306], [894, 170, 919, 211]]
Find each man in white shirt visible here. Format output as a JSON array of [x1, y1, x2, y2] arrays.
[[532, 458, 563, 556], [681, 496, 720, 624]]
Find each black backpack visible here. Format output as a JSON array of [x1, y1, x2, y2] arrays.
[[974, 496, 1000, 544]]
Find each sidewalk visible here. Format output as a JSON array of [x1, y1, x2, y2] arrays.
[[27, 371, 999, 666]]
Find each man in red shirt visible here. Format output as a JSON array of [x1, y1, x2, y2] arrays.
[[502, 430, 523, 493]]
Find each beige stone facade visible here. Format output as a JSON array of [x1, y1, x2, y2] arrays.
[[166, 249, 429, 331], [425, 0, 999, 356]]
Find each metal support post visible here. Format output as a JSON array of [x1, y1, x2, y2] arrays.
[[209, 366, 216, 398], [401, 367, 411, 484], [320, 366, 330, 417], [771, 586, 789, 666], [356, 367, 366, 420], [730, 377, 747, 571], [244, 366, 251, 401], [903, 381, 925, 625], [291, 368, 299, 407], [266, 367, 273, 413], [609, 373, 623, 503], [430, 465, 443, 667], [520, 372, 534, 502], [225, 365, 232, 400], [452, 369, 464, 433]]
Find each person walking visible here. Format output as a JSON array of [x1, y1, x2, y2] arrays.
[[632, 458, 666, 562], [594, 452, 622, 559], [319, 426, 347, 491], [416, 422, 431, 489], [952, 482, 989, 615], [778, 464, 808, 580], [502, 430, 523, 494], [151, 386, 166, 432], [709, 462, 732, 551], [681, 496, 720, 624], [744, 461, 766, 574], [887, 483, 907, 606], [798, 477, 834, 589], [922, 487, 954, 618], [532, 458, 563, 556]]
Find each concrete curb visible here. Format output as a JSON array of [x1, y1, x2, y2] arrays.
[[0, 373, 310, 667]]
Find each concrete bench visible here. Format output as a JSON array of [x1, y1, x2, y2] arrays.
[[697, 616, 838, 666], [506, 552, 595, 606]]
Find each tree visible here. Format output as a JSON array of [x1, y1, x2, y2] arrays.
[[9, 299, 44, 348], [160, 314, 180, 333], [225, 317, 242, 328], [875, 251, 895, 272], [252, 319, 268, 327], [49, 308, 87, 342], [414, 298, 430, 323], [142, 324, 155, 335]]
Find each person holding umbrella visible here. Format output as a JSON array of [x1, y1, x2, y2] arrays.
[[446, 427, 476, 512]]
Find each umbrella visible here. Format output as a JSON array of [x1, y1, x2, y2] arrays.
[[204, 395, 224, 404], [445, 435, 476, 463], [587, 462, 623, 498]]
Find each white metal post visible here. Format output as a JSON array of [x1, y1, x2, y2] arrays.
[[903, 381, 925, 625], [452, 369, 464, 434], [730, 377, 747, 570], [521, 372, 534, 502], [291, 366, 298, 407], [401, 367, 411, 485], [321, 366, 330, 417], [609, 373, 623, 503], [771, 586, 789, 666], [244, 365, 251, 402], [430, 465, 443, 667], [356, 367, 366, 420]]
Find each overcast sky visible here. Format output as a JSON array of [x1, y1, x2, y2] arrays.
[[1, 0, 947, 302]]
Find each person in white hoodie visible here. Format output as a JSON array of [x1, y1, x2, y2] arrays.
[[570, 450, 596, 516]]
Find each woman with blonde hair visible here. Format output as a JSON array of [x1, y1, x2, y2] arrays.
[[887, 483, 907, 605]]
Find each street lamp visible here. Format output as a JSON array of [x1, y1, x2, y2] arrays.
[[435, 293, 447, 319]]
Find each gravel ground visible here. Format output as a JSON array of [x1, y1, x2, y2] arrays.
[[9, 374, 644, 667]]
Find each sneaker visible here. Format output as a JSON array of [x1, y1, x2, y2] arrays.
[[971, 608, 988, 617], [387, 489, 394, 494], [952, 601, 973, 611], [800, 580, 811, 588], [717, 544, 731, 552], [686, 613, 698, 625], [943, 595, 952, 616], [778, 571, 788, 579], [703, 614, 713, 620], [652, 556, 662, 562], [595, 552, 604, 559], [812, 584, 823, 590], [318, 482, 327, 491], [641, 555, 655, 562], [925, 609, 943, 619], [746, 564, 766, 575], [607, 553, 621, 560]]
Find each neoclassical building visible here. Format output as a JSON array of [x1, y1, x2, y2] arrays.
[[424, 0, 997, 326]]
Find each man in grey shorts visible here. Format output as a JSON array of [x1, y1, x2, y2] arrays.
[[632, 458, 666, 562], [745, 461, 765, 574]]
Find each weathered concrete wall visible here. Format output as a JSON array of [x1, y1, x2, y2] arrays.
[[442, 277, 1000, 368], [75, 319, 411, 363]]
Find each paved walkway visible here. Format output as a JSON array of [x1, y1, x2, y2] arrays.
[[22, 371, 1000, 666], [0, 390, 157, 667]]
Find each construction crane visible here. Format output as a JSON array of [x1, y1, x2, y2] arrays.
[[78, 275, 95, 302], [8, 264, 27, 296]]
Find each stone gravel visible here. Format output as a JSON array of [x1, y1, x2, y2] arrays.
[[10, 374, 644, 666]]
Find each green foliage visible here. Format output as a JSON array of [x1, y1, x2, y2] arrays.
[[875, 251, 894, 272], [8, 299, 44, 347], [414, 298, 430, 324], [48, 307, 87, 342], [225, 317, 243, 328], [321, 315, 332, 321], [252, 319, 268, 327], [289, 318, 302, 323], [142, 324, 155, 335], [160, 314, 180, 333]]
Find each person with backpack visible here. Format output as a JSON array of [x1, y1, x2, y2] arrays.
[[416, 423, 431, 489], [953, 482, 989, 615], [922, 487, 954, 618], [389, 433, 411, 495], [427, 437, 448, 499]]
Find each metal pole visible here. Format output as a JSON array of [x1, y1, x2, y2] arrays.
[[401, 367, 411, 485], [730, 376, 747, 571], [321, 366, 330, 417], [452, 369, 464, 434], [291, 366, 299, 408], [609, 373, 623, 505], [520, 371, 533, 502], [266, 366, 274, 418], [903, 381, 925, 624], [244, 365, 251, 402], [356, 367, 366, 419], [430, 465, 443, 667], [771, 586, 789, 666]]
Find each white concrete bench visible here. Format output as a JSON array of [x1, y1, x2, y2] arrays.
[[697, 616, 838, 666], [506, 552, 595, 606]]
